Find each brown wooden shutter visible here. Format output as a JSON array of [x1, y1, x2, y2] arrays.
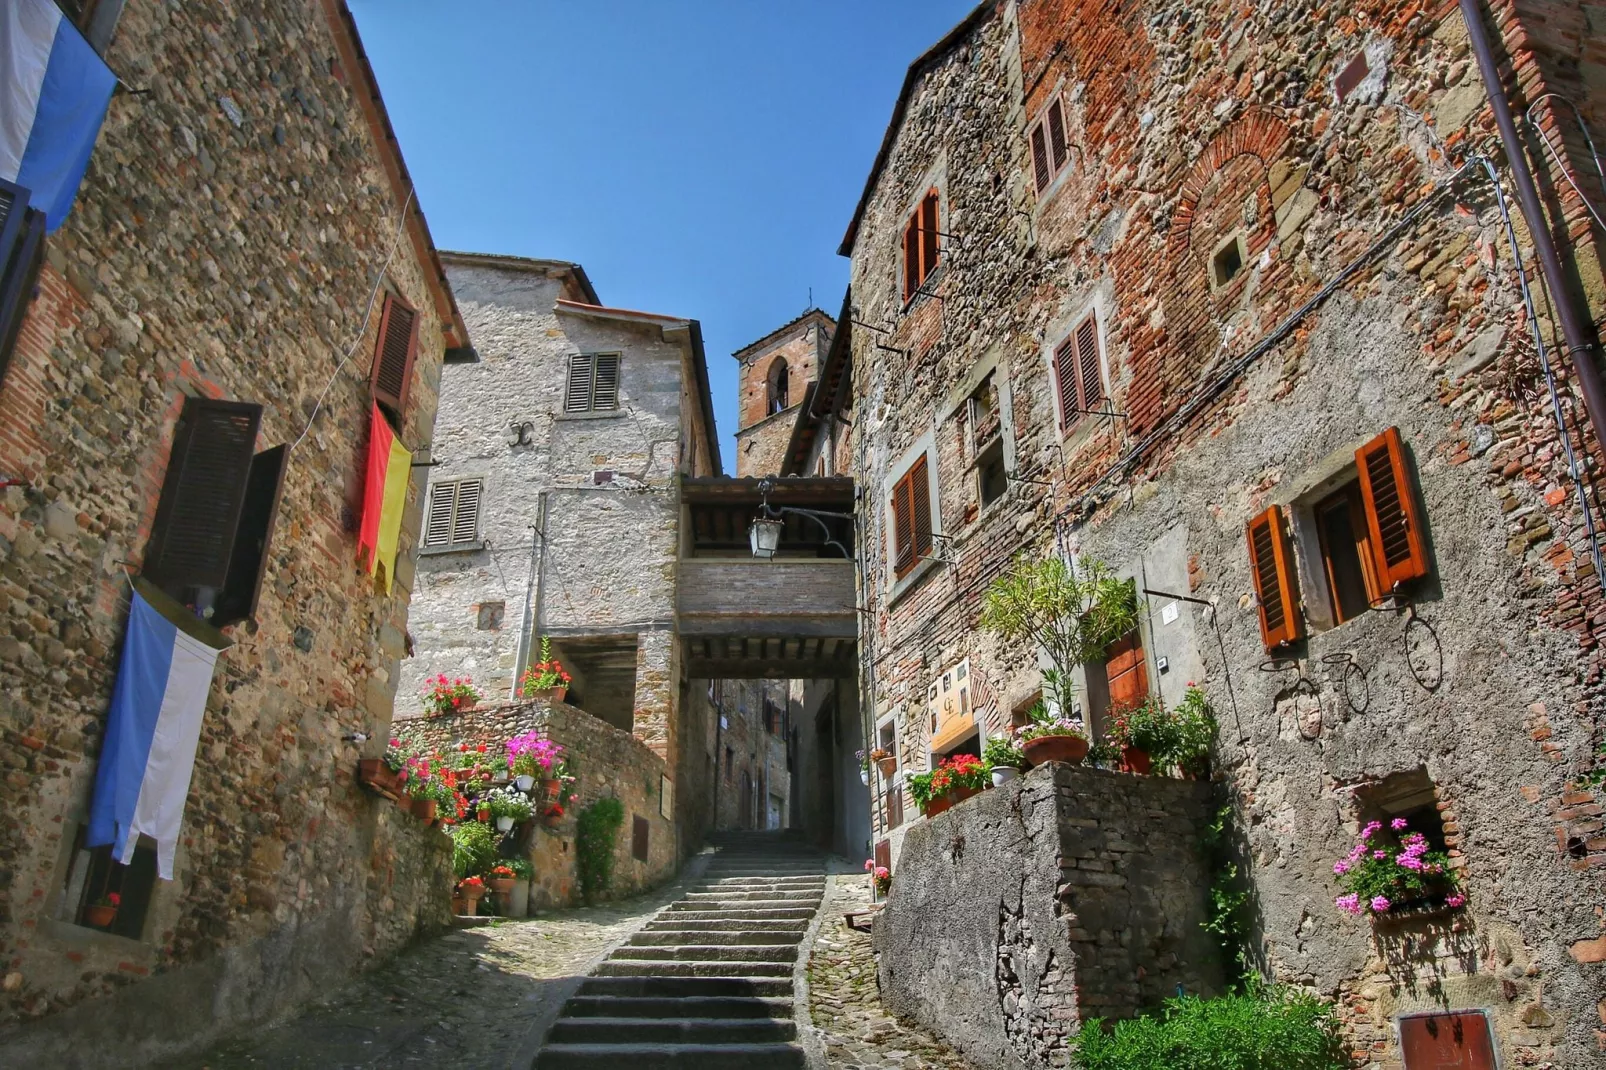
[[369, 294, 419, 419], [1245, 505, 1303, 650], [874, 837, 891, 872], [891, 470, 915, 577], [1104, 630, 1148, 709], [919, 192, 940, 277], [0, 203, 44, 392], [1355, 426, 1428, 590], [1074, 316, 1103, 409], [1054, 335, 1079, 428], [910, 454, 933, 563], [1047, 99, 1069, 172], [902, 216, 919, 303], [213, 445, 289, 628], [1030, 123, 1051, 192], [591, 354, 621, 410], [565, 353, 595, 412], [143, 398, 263, 602]]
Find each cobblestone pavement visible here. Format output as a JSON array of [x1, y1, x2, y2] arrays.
[[806, 873, 977, 1069], [182, 886, 679, 1070]]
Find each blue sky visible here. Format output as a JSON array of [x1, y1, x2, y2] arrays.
[[350, 1, 978, 471]]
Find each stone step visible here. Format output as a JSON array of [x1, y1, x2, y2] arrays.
[[700, 875, 826, 887], [666, 908, 817, 922], [576, 976, 794, 999], [644, 918, 810, 934], [701, 865, 826, 874], [548, 1016, 798, 1045], [668, 900, 820, 914], [682, 889, 822, 902], [594, 959, 794, 978], [559, 995, 794, 1020], [535, 1042, 806, 1069], [611, 943, 798, 963], [629, 928, 803, 947]]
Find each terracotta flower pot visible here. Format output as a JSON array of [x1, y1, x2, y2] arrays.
[[358, 759, 398, 795], [489, 877, 515, 897], [412, 797, 438, 823], [527, 686, 567, 704], [1120, 746, 1153, 775], [477, 808, 491, 823], [922, 794, 953, 818], [542, 812, 563, 829], [541, 778, 562, 803], [84, 905, 118, 928], [450, 895, 467, 915], [876, 757, 898, 778], [1023, 734, 1089, 767], [950, 784, 982, 805]]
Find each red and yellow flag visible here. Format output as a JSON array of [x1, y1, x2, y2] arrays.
[[358, 404, 412, 592]]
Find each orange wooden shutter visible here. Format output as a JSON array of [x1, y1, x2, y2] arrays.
[[1355, 427, 1428, 590], [1054, 335, 1079, 428], [1074, 316, 1102, 409], [909, 454, 933, 562], [1105, 631, 1148, 707], [1030, 124, 1051, 192], [920, 192, 940, 277], [1245, 505, 1303, 650], [370, 294, 420, 418], [902, 216, 919, 303], [891, 470, 915, 576]]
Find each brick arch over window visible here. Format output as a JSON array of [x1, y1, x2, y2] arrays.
[[1128, 110, 1292, 435]]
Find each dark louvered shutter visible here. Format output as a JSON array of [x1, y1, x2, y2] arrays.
[[213, 445, 289, 628], [370, 294, 419, 419], [891, 472, 915, 577], [909, 454, 933, 563], [451, 480, 481, 544], [1054, 335, 1079, 428], [143, 398, 263, 605], [1355, 427, 1428, 589], [1030, 124, 1051, 192], [591, 354, 621, 410], [0, 190, 44, 391], [920, 193, 940, 277], [1075, 316, 1102, 409], [1245, 505, 1303, 650], [1047, 100, 1069, 172], [903, 216, 920, 303], [566, 353, 595, 412]]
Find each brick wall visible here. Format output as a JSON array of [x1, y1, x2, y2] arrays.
[[733, 311, 833, 477]]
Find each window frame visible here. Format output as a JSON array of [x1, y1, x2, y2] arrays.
[[1051, 308, 1108, 432], [1027, 94, 1073, 197], [421, 476, 485, 553], [563, 352, 623, 415]]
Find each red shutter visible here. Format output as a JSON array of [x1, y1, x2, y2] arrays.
[[1047, 99, 1069, 172], [891, 470, 915, 576], [1245, 505, 1303, 650], [1054, 335, 1079, 428], [1355, 427, 1428, 590], [370, 294, 420, 418], [920, 192, 940, 278], [1030, 123, 1051, 192], [874, 838, 891, 872], [903, 216, 919, 303], [1074, 316, 1102, 410], [1105, 631, 1148, 708], [910, 454, 933, 562]]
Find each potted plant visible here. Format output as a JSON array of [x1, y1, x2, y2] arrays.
[[983, 735, 1025, 786], [1087, 741, 1121, 770], [476, 800, 492, 823], [456, 875, 486, 915], [1333, 818, 1464, 919], [980, 554, 1139, 746], [863, 859, 891, 898], [1016, 705, 1090, 766], [520, 637, 572, 703], [488, 864, 517, 899], [870, 747, 897, 778], [856, 749, 871, 786], [939, 753, 990, 804], [1166, 684, 1217, 779], [84, 891, 120, 928], [422, 674, 482, 717], [1106, 697, 1170, 775], [540, 752, 571, 804], [540, 803, 565, 828], [507, 857, 535, 917], [507, 731, 561, 792], [452, 820, 498, 884], [906, 769, 947, 817], [485, 786, 534, 831]]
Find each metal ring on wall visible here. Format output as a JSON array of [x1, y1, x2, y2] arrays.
[[1320, 652, 1369, 717], [1403, 606, 1444, 692]]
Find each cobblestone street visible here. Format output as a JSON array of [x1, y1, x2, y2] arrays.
[[182, 887, 677, 1070], [806, 874, 976, 1070]]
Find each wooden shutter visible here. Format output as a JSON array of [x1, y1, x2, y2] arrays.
[[424, 482, 455, 546], [213, 446, 289, 628], [909, 454, 933, 563], [0, 182, 43, 390], [874, 838, 891, 872], [369, 294, 419, 418], [1245, 505, 1303, 650], [1047, 99, 1069, 172], [891, 470, 916, 577], [1104, 630, 1148, 708], [919, 192, 940, 278], [902, 215, 920, 303], [1074, 316, 1102, 409], [1399, 1013, 1496, 1070], [1054, 335, 1079, 428], [566, 353, 595, 412], [1030, 123, 1051, 192], [143, 399, 262, 601], [632, 815, 649, 861], [1355, 426, 1428, 590], [451, 480, 481, 544], [592, 354, 620, 410]]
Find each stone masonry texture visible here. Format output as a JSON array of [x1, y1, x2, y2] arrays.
[[0, 2, 461, 1066], [843, 1, 1606, 1065], [873, 765, 1220, 1067]]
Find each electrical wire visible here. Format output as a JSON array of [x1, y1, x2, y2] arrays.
[[289, 185, 416, 453], [1524, 93, 1606, 233]]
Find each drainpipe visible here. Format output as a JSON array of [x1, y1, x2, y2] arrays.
[[1462, 0, 1606, 475], [509, 492, 548, 700]]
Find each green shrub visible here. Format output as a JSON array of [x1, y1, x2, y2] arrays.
[[1071, 989, 1346, 1070], [451, 820, 498, 879], [575, 796, 625, 903]]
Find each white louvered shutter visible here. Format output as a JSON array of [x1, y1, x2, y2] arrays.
[[592, 355, 620, 410], [451, 480, 481, 545], [566, 354, 595, 413]]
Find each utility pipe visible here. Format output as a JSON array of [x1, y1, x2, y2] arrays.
[[1462, 0, 1606, 478]]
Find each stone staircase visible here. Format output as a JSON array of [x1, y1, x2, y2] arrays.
[[534, 831, 827, 1069]]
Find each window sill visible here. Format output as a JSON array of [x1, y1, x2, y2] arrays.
[[40, 917, 153, 957], [420, 540, 485, 556], [886, 554, 940, 609], [556, 409, 625, 422]]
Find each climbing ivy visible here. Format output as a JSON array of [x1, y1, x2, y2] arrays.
[[1200, 802, 1254, 989], [575, 796, 625, 904]]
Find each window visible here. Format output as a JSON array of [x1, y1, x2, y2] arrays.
[[889, 455, 934, 579], [978, 442, 1007, 508], [767, 358, 790, 415], [1400, 1013, 1495, 1070], [1313, 482, 1377, 625], [60, 825, 157, 939], [1211, 234, 1246, 288], [423, 478, 482, 550], [1028, 97, 1072, 194], [476, 601, 504, 630], [901, 189, 941, 305], [370, 294, 420, 421], [724, 745, 733, 779], [763, 698, 784, 735], [631, 815, 650, 861], [565, 353, 621, 413], [1053, 314, 1105, 429], [143, 398, 288, 627], [0, 180, 45, 393], [884, 780, 904, 830]]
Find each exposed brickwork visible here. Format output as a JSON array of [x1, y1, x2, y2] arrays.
[[733, 310, 834, 477]]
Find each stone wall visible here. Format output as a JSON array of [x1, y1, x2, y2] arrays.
[[844, 0, 1606, 1063], [695, 679, 792, 830], [874, 764, 1220, 1067], [404, 699, 678, 907], [0, 1, 462, 1064]]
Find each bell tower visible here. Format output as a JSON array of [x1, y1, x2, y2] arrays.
[[731, 309, 836, 477]]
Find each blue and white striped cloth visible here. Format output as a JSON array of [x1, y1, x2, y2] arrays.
[[87, 582, 229, 880], [0, 0, 115, 230]]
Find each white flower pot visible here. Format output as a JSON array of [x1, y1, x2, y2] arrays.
[[860, 769, 870, 786], [510, 878, 530, 918], [496, 816, 515, 832], [514, 775, 535, 792], [992, 767, 1019, 788]]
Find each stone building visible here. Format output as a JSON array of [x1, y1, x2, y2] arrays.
[[0, 1, 466, 1065], [836, 0, 1606, 1065], [732, 308, 835, 478], [702, 679, 792, 830]]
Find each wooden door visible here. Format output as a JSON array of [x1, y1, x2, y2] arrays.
[[1399, 1013, 1496, 1069], [1105, 631, 1148, 708]]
